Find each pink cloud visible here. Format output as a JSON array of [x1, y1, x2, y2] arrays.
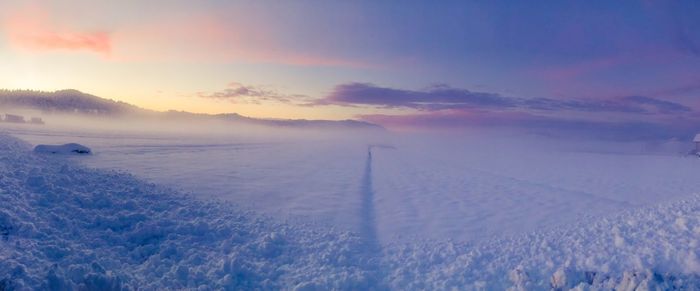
[[2, 3, 367, 68], [3, 5, 111, 56], [110, 12, 371, 68], [11, 30, 110, 55]]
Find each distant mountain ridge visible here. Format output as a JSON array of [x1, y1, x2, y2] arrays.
[[0, 89, 384, 130], [0, 89, 142, 115]]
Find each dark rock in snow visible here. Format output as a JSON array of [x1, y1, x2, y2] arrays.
[[34, 144, 92, 155]]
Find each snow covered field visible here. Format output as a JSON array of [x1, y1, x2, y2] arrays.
[[0, 134, 382, 290], [6, 127, 372, 233], [8, 127, 699, 244], [3, 125, 700, 289], [372, 137, 700, 242]]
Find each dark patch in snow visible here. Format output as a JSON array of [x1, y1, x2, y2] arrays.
[[0, 211, 12, 241], [0, 225, 10, 240], [585, 271, 597, 285], [552, 269, 698, 290], [34, 143, 91, 155]]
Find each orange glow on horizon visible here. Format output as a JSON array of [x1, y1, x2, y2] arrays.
[[0, 1, 384, 122]]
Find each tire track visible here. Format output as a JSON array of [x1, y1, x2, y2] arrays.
[[355, 148, 390, 291], [360, 148, 381, 253]]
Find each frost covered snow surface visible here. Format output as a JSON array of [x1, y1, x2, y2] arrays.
[[10, 129, 370, 235], [14, 129, 700, 245], [4, 130, 700, 289], [384, 195, 700, 289], [0, 135, 382, 290]]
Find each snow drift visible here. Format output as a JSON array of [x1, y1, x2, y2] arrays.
[[34, 143, 92, 155]]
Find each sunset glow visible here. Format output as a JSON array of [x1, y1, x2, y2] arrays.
[[1, 0, 699, 130]]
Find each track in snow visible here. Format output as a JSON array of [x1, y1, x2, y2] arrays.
[[359, 148, 381, 254]]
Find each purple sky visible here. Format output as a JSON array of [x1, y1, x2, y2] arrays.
[[1, 0, 699, 139]]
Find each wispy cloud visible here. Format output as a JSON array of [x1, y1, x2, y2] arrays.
[[10, 30, 111, 55], [619, 96, 692, 114], [313, 82, 698, 140], [318, 83, 693, 115], [2, 5, 111, 56], [650, 82, 700, 97], [1, 3, 370, 68], [111, 13, 371, 68], [197, 82, 311, 105]]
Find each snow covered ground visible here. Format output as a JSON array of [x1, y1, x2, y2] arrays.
[[6, 127, 371, 233], [372, 136, 700, 242], [0, 134, 382, 290], [8, 127, 699, 244], [3, 125, 700, 289], [384, 194, 700, 289]]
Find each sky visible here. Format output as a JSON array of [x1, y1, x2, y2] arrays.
[[1, 0, 699, 138]]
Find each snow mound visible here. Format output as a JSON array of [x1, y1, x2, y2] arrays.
[[34, 143, 92, 155]]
